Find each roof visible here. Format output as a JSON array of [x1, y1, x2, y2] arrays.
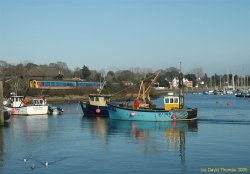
[[89, 94, 112, 97], [24, 66, 61, 78]]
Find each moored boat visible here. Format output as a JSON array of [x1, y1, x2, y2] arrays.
[[235, 91, 250, 98], [80, 94, 111, 117], [108, 66, 197, 122], [108, 94, 197, 121], [4, 96, 48, 115]]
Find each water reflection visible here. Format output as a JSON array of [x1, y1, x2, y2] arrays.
[[0, 127, 3, 168], [85, 117, 109, 145], [11, 115, 49, 140], [84, 116, 198, 160], [109, 120, 198, 157]]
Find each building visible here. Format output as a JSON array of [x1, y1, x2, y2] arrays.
[[122, 81, 134, 86], [171, 78, 193, 88]]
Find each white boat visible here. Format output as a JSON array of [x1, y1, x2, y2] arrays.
[[4, 96, 49, 115]]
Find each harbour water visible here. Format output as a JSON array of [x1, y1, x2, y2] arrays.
[[0, 94, 250, 174]]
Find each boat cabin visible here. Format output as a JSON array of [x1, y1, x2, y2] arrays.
[[164, 95, 184, 111], [9, 96, 24, 107], [33, 98, 47, 106], [88, 94, 111, 106]]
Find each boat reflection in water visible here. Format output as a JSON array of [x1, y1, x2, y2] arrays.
[[11, 115, 49, 138], [84, 116, 198, 161], [109, 120, 197, 157]]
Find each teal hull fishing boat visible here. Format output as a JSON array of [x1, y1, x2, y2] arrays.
[[107, 99, 197, 121], [108, 63, 198, 121]]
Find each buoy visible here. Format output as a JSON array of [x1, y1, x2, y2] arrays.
[[131, 123, 135, 130], [226, 102, 232, 106], [11, 109, 16, 114], [171, 121, 176, 127], [131, 111, 135, 116], [96, 108, 101, 114], [171, 114, 176, 119], [135, 130, 141, 138]]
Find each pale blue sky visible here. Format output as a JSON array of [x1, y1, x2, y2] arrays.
[[0, 0, 249, 75]]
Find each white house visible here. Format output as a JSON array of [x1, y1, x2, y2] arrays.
[[171, 78, 193, 88]]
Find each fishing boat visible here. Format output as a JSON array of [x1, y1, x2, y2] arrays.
[[80, 79, 112, 117], [4, 96, 49, 115], [108, 95, 197, 121], [80, 94, 111, 117], [108, 67, 198, 121]]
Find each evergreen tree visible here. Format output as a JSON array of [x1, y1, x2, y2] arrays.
[[81, 65, 91, 80]]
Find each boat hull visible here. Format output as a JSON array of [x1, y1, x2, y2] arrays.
[[80, 101, 109, 117], [108, 103, 197, 121], [5, 105, 48, 115]]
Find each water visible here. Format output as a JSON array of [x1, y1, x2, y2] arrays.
[[0, 95, 250, 174]]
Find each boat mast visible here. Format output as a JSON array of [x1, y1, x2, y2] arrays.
[[179, 62, 184, 109], [137, 72, 159, 101]]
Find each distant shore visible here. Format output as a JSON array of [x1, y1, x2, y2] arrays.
[[45, 90, 171, 104], [45, 88, 207, 104], [46, 95, 86, 104]]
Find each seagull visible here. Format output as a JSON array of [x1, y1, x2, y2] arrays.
[[31, 164, 36, 170], [44, 161, 49, 167]]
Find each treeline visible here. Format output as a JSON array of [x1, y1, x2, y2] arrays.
[[0, 60, 249, 97]]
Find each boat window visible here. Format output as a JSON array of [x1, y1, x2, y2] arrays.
[[165, 98, 169, 103], [95, 97, 99, 101], [89, 96, 94, 101], [174, 98, 179, 103], [170, 98, 174, 103]]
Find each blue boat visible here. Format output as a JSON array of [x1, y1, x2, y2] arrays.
[[107, 96, 197, 121], [108, 70, 197, 121], [80, 94, 111, 117]]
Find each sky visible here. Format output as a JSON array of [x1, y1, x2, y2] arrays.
[[0, 0, 250, 75]]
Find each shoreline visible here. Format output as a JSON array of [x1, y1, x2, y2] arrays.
[[47, 95, 86, 104], [45, 89, 205, 104]]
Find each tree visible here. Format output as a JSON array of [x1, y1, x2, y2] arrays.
[[165, 67, 179, 82], [202, 73, 210, 88], [81, 65, 91, 80], [191, 68, 204, 79], [106, 71, 115, 82], [25, 63, 38, 69], [115, 70, 134, 81], [185, 74, 197, 87], [73, 67, 82, 78], [89, 70, 101, 81]]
